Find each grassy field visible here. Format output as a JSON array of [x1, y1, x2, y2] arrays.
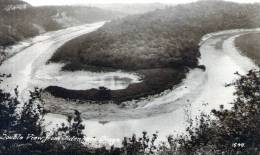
[[235, 33, 260, 66]]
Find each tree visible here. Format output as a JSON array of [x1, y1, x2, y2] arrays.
[[0, 75, 19, 134], [56, 110, 85, 139], [16, 88, 46, 137]]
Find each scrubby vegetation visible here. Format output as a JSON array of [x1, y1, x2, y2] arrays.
[[1, 69, 260, 154], [235, 33, 260, 66]]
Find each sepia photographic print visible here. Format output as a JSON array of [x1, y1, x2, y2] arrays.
[[0, 0, 260, 154]]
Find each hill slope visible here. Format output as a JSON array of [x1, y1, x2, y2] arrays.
[[50, 1, 260, 71], [0, 0, 60, 47], [0, 0, 123, 48]]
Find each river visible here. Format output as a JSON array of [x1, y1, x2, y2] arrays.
[[0, 23, 258, 145]]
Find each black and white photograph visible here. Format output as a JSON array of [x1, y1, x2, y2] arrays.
[[0, 0, 260, 154]]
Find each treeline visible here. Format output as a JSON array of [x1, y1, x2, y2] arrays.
[[51, 0, 260, 70]]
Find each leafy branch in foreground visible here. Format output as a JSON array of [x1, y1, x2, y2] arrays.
[[55, 110, 85, 139], [16, 88, 46, 137], [121, 70, 260, 155], [172, 70, 260, 155]]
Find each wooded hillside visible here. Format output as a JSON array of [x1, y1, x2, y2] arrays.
[[50, 0, 260, 71]]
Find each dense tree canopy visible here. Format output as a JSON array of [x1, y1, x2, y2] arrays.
[[51, 0, 260, 71]]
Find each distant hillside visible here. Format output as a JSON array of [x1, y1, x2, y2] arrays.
[[0, 0, 123, 48], [35, 6, 125, 28], [0, 0, 29, 10], [0, 0, 59, 47], [92, 3, 168, 15]]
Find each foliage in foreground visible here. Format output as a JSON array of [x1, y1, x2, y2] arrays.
[[121, 70, 260, 155], [0, 70, 260, 154], [171, 70, 260, 154]]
